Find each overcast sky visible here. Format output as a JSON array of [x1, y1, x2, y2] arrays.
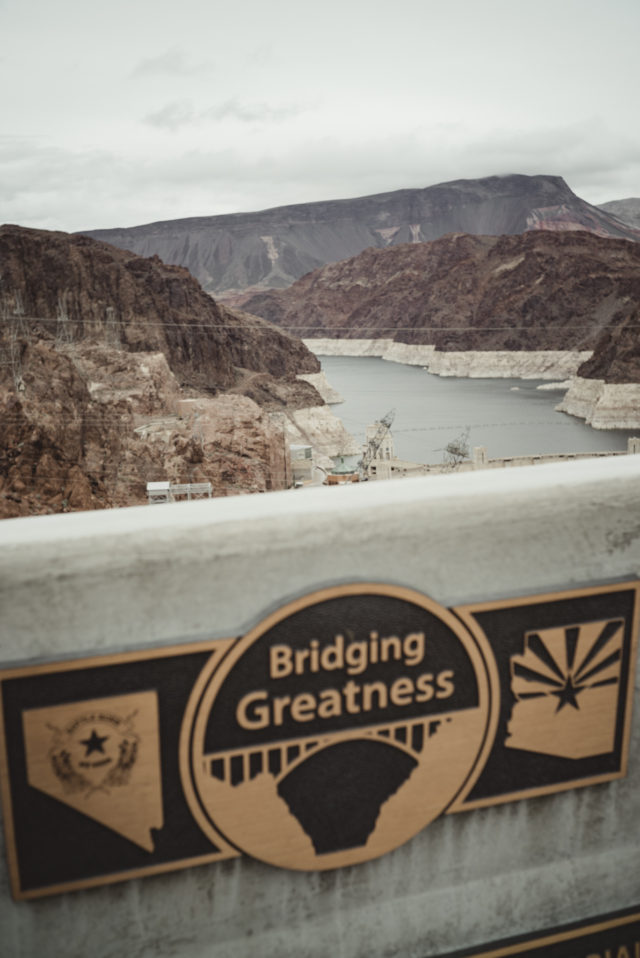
[[2, 0, 639, 232]]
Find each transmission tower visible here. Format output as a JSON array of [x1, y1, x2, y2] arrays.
[[55, 293, 74, 345], [1, 291, 28, 391], [105, 306, 120, 348], [358, 408, 396, 479], [11, 290, 28, 338]]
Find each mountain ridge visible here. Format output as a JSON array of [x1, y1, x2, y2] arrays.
[[79, 175, 640, 298], [241, 230, 640, 376], [597, 198, 640, 231]]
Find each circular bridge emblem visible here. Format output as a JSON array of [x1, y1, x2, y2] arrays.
[[182, 584, 497, 870]]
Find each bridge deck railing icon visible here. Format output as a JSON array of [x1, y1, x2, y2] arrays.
[[204, 716, 439, 787]]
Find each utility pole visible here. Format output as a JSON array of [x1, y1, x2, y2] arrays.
[[55, 293, 73, 345], [2, 291, 28, 392], [105, 306, 120, 348]]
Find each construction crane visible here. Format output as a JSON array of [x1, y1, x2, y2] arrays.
[[358, 408, 396, 479]]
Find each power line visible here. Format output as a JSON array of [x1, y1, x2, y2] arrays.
[[393, 420, 585, 433], [0, 459, 293, 487], [325, 418, 602, 434], [0, 314, 637, 331], [0, 414, 597, 432], [0, 474, 288, 488]]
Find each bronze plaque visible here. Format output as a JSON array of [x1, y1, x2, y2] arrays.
[[0, 581, 637, 899]]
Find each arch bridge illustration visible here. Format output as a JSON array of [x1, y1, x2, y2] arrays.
[[205, 715, 445, 787]]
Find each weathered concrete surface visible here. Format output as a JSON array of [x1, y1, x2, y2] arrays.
[[2, 458, 640, 958]]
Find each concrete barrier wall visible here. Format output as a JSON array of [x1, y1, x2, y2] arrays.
[[2, 457, 640, 958]]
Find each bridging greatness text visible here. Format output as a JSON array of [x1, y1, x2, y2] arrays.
[[235, 631, 456, 730]]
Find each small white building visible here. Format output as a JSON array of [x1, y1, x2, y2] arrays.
[[146, 481, 213, 504], [146, 481, 172, 504], [290, 444, 314, 485]]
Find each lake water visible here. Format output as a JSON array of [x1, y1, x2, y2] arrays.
[[320, 356, 637, 464]]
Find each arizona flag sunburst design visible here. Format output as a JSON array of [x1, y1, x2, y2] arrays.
[[506, 619, 624, 759]]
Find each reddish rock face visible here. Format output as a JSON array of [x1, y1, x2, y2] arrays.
[[0, 226, 321, 519], [577, 310, 640, 384], [0, 225, 319, 388], [243, 230, 640, 357], [0, 340, 296, 518]]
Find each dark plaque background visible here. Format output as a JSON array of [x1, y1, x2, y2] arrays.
[[1, 649, 220, 892], [459, 586, 636, 805], [433, 905, 640, 958]]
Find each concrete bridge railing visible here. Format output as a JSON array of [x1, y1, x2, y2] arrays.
[[1, 457, 640, 958]]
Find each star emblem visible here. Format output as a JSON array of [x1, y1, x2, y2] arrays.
[[507, 618, 624, 759], [551, 674, 583, 712], [80, 729, 109, 756]]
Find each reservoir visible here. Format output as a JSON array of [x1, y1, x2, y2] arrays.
[[320, 356, 638, 464]]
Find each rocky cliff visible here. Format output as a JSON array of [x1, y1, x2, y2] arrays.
[[0, 225, 319, 390], [576, 310, 640, 384], [0, 226, 324, 519], [243, 230, 640, 354], [80, 175, 640, 298], [553, 308, 640, 429]]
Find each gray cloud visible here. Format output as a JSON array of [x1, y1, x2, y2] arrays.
[[143, 98, 306, 131], [144, 100, 195, 132], [132, 46, 207, 78], [3, 0, 640, 234], [204, 99, 306, 124], [461, 123, 640, 202], [247, 43, 276, 67], [3, 116, 639, 236], [0, 137, 132, 230]]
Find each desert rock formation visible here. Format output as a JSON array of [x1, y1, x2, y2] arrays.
[[555, 308, 640, 428], [244, 229, 640, 428], [0, 226, 324, 518], [243, 230, 640, 355], [80, 175, 640, 298], [0, 225, 319, 390]]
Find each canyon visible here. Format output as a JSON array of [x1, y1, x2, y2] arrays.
[[0, 226, 333, 519], [243, 229, 640, 429], [4, 179, 640, 520], [242, 230, 640, 353]]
